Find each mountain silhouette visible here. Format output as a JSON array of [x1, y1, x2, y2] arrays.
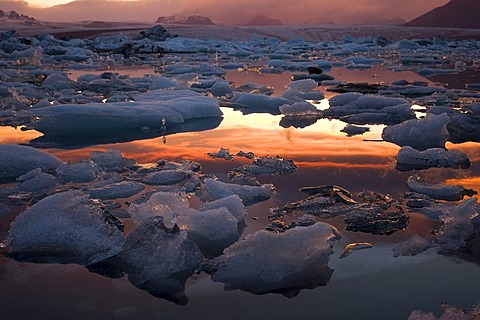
[[405, 0, 480, 29]]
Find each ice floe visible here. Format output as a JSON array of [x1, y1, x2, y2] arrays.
[[382, 113, 451, 150], [0, 144, 63, 181], [201, 222, 340, 296], [7, 191, 125, 265], [395, 146, 471, 171], [407, 175, 477, 201]]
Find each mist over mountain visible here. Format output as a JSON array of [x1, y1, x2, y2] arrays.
[[406, 0, 480, 29]]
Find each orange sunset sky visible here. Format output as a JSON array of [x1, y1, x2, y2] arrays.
[[0, 0, 449, 25]]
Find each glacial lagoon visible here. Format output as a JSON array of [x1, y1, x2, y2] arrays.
[[1, 26, 480, 319]]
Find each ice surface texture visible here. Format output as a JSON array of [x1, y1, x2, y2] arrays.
[[8, 191, 125, 265], [120, 217, 203, 305], [0, 144, 63, 181], [202, 222, 340, 296], [382, 113, 451, 151]]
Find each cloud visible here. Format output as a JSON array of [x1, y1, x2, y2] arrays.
[[0, 0, 449, 24]]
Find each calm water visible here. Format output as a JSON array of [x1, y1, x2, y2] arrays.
[[1, 65, 480, 320]]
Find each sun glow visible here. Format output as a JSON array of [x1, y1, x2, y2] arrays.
[[25, 0, 74, 8]]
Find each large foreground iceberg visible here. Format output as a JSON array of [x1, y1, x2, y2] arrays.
[[201, 222, 340, 297], [7, 191, 125, 265]]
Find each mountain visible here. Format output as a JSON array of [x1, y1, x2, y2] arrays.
[[0, 10, 36, 22], [405, 0, 480, 29], [155, 15, 215, 25], [245, 15, 284, 26]]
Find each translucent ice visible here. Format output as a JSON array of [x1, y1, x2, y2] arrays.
[[382, 113, 451, 150], [120, 217, 202, 305], [90, 150, 136, 172], [392, 235, 432, 257], [128, 192, 240, 257], [7, 191, 125, 265], [198, 194, 246, 223], [201, 222, 340, 296]]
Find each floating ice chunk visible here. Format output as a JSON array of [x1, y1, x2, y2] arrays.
[[326, 93, 413, 125], [179, 207, 240, 257], [392, 235, 432, 257], [7, 191, 125, 265], [90, 150, 136, 172], [382, 113, 451, 151], [207, 147, 234, 160], [279, 102, 320, 116], [56, 160, 100, 183], [340, 124, 370, 137], [148, 75, 177, 90], [142, 170, 190, 185], [88, 181, 144, 200], [285, 79, 318, 92], [339, 242, 373, 259], [236, 82, 274, 95], [0, 144, 63, 182], [202, 178, 275, 206], [434, 198, 478, 253], [27, 90, 222, 137], [128, 192, 240, 257], [221, 92, 293, 111], [418, 68, 459, 77], [201, 222, 340, 296], [231, 155, 297, 176], [199, 195, 246, 223], [395, 146, 470, 171], [18, 168, 56, 192], [129, 192, 190, 225], [235, 151, 255, 159], [407, 175, 477, 201], [120, 217, 202, 305], [209, 81, 234, 97], [139, 25, 172, 41], [9, 47, 42, 66]]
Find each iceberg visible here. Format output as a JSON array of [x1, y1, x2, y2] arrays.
[[7, 191, 125, 265], [382, 113, 451, 150], [26, 89, 222, 138], [0, 144, 63, 182], [395, 146, 470, 171], [18, 168, 56, 192], [128, 192, 241, 257], [120, 217, 202, 305], [201, 222, 340, 296], [407, 175, 477, 201], [56, 160, 100, 183], [142, 170, 190, 186], [201, 178, 275, 206], [88, 181, 144, 200], [90, 150, 136, 172]]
